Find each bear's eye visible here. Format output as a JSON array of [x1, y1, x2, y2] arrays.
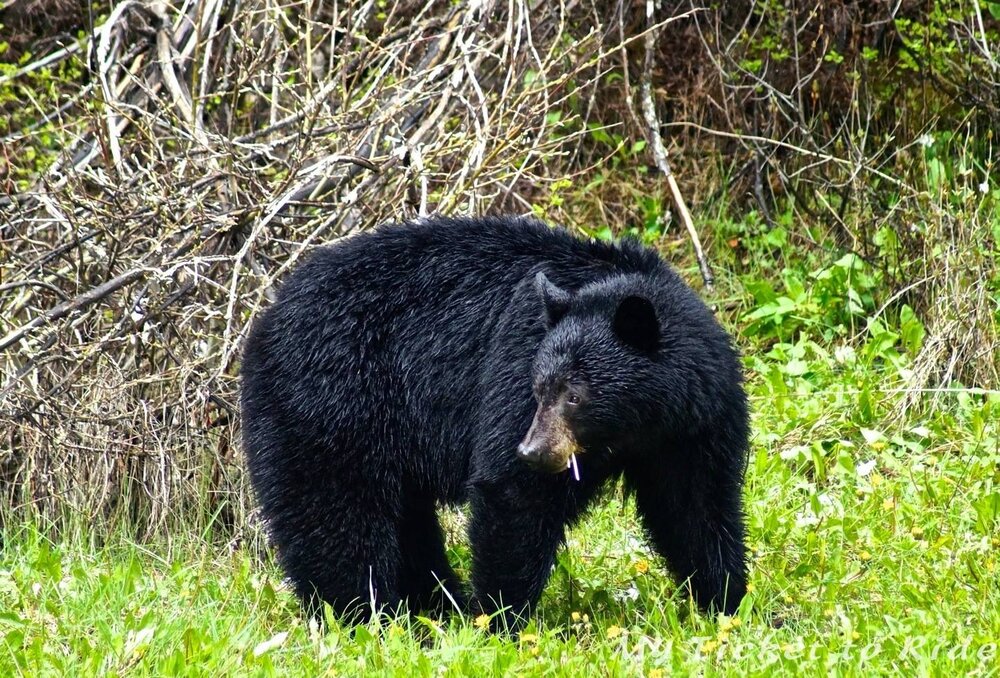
[[566, 393, 582, 406]]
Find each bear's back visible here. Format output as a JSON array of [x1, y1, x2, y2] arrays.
[[241, 216, 668, 498]]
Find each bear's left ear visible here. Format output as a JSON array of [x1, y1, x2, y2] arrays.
[[535, 271, 572, 327], [613, 295, 660, 354]]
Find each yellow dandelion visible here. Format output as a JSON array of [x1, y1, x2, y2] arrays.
[[718, 615, 740, 632], [911, 526, 924, 539], [851, 631, 861, 640], [745, 583, 755, 594], [858, 550, 872, 561], [882, 498, 895, 511], [717, 630, 730, 644], [571, 611, 581, 622], [648, 669, 665, 678], [701, 639, 719, 653], [606, 625, 624, 639], [582, 613, 590, 623], [474, 614, 490, 630], [871, 473, 883, 487], [519, 633, 538, 644], [634, 559, 650, 574]]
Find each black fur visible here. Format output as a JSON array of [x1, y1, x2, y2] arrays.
[[240, 216, 749, 630]]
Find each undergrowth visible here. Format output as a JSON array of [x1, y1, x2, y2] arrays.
[[3, 205, 998, 676], [2, 2, 999, 673]]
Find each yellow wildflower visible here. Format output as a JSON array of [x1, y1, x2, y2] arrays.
[[718, 615, 740, 632], [701, 639, 719, 653], [474, 614, 490, 630], [571, 611, 581, 622], [606, 625, 624, 639], [634, 559, 650, 574], [519, 633, 538, 644]]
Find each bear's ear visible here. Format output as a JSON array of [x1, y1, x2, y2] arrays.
[[613, 295, 660, 354], [535, 271, 572, 327]]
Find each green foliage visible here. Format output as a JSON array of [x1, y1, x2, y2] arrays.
[[743, 252, 882, 342], [4, 204, 999, 674], [0, 41, 87, 189], [2, 345, 997, 674]]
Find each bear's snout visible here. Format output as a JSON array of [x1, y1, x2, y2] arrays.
[[517, 406, 580, 473], [516, 440, 545, 465]]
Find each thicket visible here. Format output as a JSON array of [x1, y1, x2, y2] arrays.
[[1, 0, 997, 534]]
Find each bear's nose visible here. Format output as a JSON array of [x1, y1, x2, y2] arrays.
[[517, 442, 542, 464]]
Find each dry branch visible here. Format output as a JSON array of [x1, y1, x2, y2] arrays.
[[0, 0, 667, 533], [2, 0, 995, 534], [639, 1, 713, 290]]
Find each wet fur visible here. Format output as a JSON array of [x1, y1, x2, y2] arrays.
[[241, 216, 749, 631]]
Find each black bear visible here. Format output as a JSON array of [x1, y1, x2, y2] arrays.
[[240, 216, 749, 630]]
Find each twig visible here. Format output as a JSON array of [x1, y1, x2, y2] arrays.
[[0, 269, 145, 353], [639, 0, 714, 290]]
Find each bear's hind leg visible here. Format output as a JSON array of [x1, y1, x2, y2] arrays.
[[261, 470, 405, 624], [397, 497, 465, 616]]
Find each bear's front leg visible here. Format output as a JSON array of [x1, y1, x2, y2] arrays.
[[467, 480, 567, 633], [627, 432, 748, 616]]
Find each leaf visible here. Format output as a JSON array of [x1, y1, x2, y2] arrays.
[[785, 359, 809, 376], [899, 304, 926, 355], [252, 631, 288, 657], [125, 626, 156, 659], [834, 253, 863, 270], [860, 428, 886, 447]]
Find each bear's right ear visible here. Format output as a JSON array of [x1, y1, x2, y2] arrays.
[[613, 295, 660, 354], [534, 272, 572, 327]]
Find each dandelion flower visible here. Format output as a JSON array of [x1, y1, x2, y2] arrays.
[[474, 614, 491, 630]]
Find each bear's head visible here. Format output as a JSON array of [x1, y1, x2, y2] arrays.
[[517, 271, 671, 475]]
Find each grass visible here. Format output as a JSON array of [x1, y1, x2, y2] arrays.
[[2, 209, 999, 676], [3, 337, 998, 675]]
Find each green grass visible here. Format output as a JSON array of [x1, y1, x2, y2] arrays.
[[3, 344, 998, 676], [3, 205, 999, 676]]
